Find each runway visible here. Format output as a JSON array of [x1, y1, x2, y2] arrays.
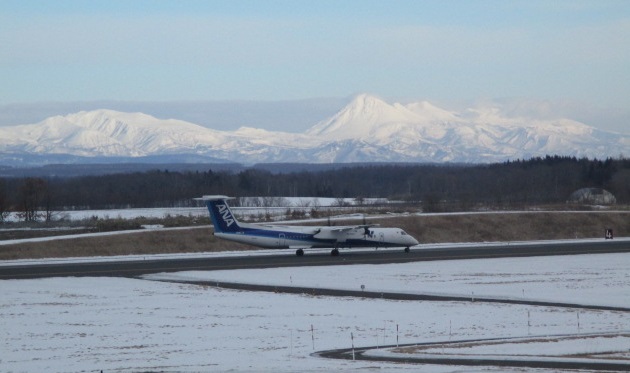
[[1, 238, 629, 280]]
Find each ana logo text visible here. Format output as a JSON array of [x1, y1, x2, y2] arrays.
[[217, 204, 235, 227]]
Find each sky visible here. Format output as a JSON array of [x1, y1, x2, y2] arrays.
[[1, 0, 629, 132]]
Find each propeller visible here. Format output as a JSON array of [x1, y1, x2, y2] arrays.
[[363, 226, 370, 235]]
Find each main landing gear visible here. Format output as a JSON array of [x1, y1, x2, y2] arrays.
[[295, 248, 340, 256], [296, 247, 409, 256]]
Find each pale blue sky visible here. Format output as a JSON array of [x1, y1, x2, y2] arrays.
[[1, 0, 629, 132]]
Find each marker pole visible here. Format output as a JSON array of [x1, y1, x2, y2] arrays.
[[351, 332, 355, 361]]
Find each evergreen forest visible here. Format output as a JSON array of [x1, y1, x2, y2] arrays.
[[1, 156, 629, 222]]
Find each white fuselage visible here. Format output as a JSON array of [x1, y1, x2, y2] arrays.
[[215, 221, 419, 249]]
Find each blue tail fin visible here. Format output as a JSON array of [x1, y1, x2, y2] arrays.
[[197, 195, 242, 233]]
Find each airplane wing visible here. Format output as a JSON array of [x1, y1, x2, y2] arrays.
[[328, 224, 380, 232], [257, 224, 322, 235], [314, 224, 380, 239]]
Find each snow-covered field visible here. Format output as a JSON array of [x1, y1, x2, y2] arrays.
[[2, 250, 630, 372], [2, 197, 384, 223], [149, 251, 630, 308]]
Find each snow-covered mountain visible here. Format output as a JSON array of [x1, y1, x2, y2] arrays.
[[1, 94, 628, 165], [306, 94, 628, 162]]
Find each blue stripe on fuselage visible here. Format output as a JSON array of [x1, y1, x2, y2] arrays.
[[220, 226, 336, 247], [218, 227, 395, 248]]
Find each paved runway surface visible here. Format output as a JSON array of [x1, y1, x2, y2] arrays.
[[1, 239, 629, 280]]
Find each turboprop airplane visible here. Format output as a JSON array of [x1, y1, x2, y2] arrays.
[[197, 195, 419, 256]]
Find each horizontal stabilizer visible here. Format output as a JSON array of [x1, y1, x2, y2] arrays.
[[195, 195, 234, 201]]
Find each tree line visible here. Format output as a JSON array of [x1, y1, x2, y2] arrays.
[[1, 156, 629, 222]]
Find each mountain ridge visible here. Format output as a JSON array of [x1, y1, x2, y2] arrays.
[[0, 94, 628, 166]]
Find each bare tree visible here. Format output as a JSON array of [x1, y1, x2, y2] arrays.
[[0, 180, 10, 223], [19, 177, 47, 222]]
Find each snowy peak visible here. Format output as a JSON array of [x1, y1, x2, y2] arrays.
[[0, 109, 226, 157], [305, 94, 467, 144], [59, 109, 215, 136], [306, 94, 421, 140]]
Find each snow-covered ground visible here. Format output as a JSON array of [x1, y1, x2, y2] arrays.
[[2, 251, 630, 372], [1, 197, 384, 223], [147, 251, 630, 308]]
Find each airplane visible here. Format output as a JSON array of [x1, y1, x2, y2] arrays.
[[197, 195, 419, 256]]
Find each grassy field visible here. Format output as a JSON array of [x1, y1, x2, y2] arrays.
[[1, 211, 629, 260]]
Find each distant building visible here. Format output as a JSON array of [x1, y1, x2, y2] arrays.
[[568, 188, 616, 205]]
